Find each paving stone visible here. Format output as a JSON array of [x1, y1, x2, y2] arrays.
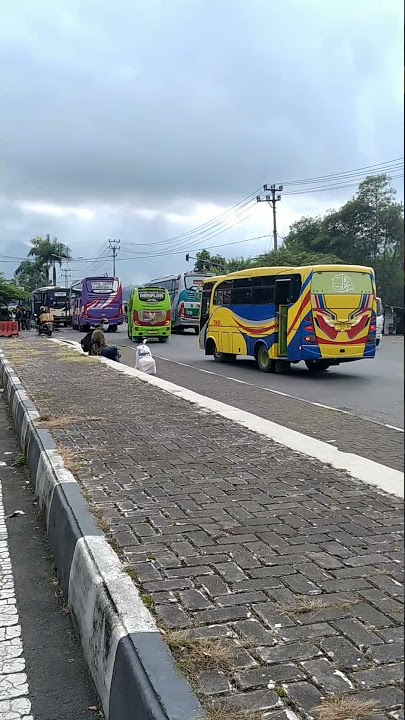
[[284, 681, 323, 713], [303, 657, 354, 693], [278, 622, 338, 642], [350, 686, 404, 710], [178, 589, 212, 610], [352, 663, 404, 689], [198, 670, 231, 695], [256, 642, 321, 664], [320, 636, 370, 669], [154, 603, 192, 629], [235, 663, 305, 690], [282, 573, 322, 595], [352, 602, 396, 629], [232, 619, 276, 645], [213, 688, 280, 711], [334, 618, 384, 647]]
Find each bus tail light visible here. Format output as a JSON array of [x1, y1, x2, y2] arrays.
[[304, 323, 314, 332], [165, 310, 171, 325], [83, 306, 89, 317], [179, 303, 185, 317], [133, 310, 139, 323], [304, 335, 317, 343]]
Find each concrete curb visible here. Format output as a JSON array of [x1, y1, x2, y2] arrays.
[[0, 350, 204, 720]]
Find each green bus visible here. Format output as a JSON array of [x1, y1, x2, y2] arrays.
[[127, 287, 171, 342]]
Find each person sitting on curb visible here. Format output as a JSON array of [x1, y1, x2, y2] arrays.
[[89, 319, 121, 362]]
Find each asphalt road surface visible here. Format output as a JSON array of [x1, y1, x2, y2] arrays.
[[62, 326, 403, 429]]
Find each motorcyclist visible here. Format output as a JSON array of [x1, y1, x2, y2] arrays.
[[38, 306, 54, 329]]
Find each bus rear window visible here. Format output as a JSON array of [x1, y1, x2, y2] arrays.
[[86, 279, 118, 293], [138, 289, 166, 303], [312, 271, 372, 295]]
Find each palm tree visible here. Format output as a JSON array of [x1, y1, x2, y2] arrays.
[[14, 259, 47, 292], [27, 235, 71, 285]]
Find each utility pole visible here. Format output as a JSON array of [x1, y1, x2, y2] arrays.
[[108, 239, 120, 276], [256, 184, 283, 252], [60, 268, 72, 288]]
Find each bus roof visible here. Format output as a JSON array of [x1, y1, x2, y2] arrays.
[[205, 264, 374, 283], [32, 285, 68, 293]]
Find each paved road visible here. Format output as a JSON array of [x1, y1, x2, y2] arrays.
[[0, 396, 100, 719], [62, 327, 403, 429]]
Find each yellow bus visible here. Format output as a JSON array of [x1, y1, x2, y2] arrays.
[[199, 264, 378, 373]]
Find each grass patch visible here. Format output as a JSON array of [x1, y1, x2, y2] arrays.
[[166, 631, 237, 679], [14, 453, 26, 467], [274, 686, 288, 698], [316, 696, 376, 720], [278, 595, 358, 617]]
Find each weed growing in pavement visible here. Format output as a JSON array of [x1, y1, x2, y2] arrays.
[[165, 631, 237, 678], [316, 696, 376, 720], [56, 446, 81, 473], [140, 593, 155, 610], [38, 414, 104, 429], [124, 566, 138, 582], [277, 595, 359, 617], [204, 709, 263, 720], [14, 453, 26, 467], [274, 686, 288, 699]]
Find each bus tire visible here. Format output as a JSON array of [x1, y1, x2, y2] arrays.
[[214, 346, 235, 363], [376, 339, 380, 347], [194, 327, 199, 335], [158, 336, 169, 343], [257, 344, 274, 373], [305, 360, 331, 373], [109, 325, 117, 333]]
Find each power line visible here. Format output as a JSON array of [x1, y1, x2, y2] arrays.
[[278, 158, 404, 186], [256, 185, 283, 252]]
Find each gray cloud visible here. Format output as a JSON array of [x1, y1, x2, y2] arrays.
[[0, 0, 403, 283]]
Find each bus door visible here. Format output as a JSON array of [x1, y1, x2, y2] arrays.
[[274, 278, 291, 357], [199, 281, 215, 348]]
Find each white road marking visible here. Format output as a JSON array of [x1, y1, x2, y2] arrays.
[[126, 347, 404, 433], [0, 478, 33, 719], [54, 341, 403, 498]]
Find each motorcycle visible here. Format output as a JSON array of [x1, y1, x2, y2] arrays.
[[37, 320, 53, 337]]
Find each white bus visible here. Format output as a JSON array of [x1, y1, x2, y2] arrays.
[[144, 272, 213, 333], [31, 286, 71, 327], [376, 296, 384, 346]]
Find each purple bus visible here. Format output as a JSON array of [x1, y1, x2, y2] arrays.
[[70, 276, 123, 332]]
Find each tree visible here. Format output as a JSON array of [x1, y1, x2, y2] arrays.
[[0, 274, 28, 304], [283, 175, 403, 304], [25, 235, 71, 286], [193, 250, 228, 273]]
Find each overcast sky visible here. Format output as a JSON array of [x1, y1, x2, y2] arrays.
[[0, 0, 403, 286]]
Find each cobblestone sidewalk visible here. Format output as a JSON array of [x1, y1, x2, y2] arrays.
[[1, 339, 404, 720]]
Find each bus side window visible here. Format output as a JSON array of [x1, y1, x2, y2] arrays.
[[214, 280, 232, 306], [251, 276, 275, 304], [231, 279, 251, 304]]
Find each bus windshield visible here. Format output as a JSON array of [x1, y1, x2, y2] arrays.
[[48, 290, 69, 309], [312, 271, 372, 295], [185, 275, 207, 291]]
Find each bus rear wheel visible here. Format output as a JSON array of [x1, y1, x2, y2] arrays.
[[257, 345, 274, 373], [214, 346, 235, 363], [305, 360, 331, 373]]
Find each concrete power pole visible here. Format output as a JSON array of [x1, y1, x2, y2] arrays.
[[108, 239, 120, 276], [256, 184, 283, 252], [60, 268, 72, 288]]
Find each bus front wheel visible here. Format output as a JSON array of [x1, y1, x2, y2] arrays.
[[305, 360, 331, 373], [257, 345, 274, 373], [158, 336, 169, 343], [214, 346, 235, 363]]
